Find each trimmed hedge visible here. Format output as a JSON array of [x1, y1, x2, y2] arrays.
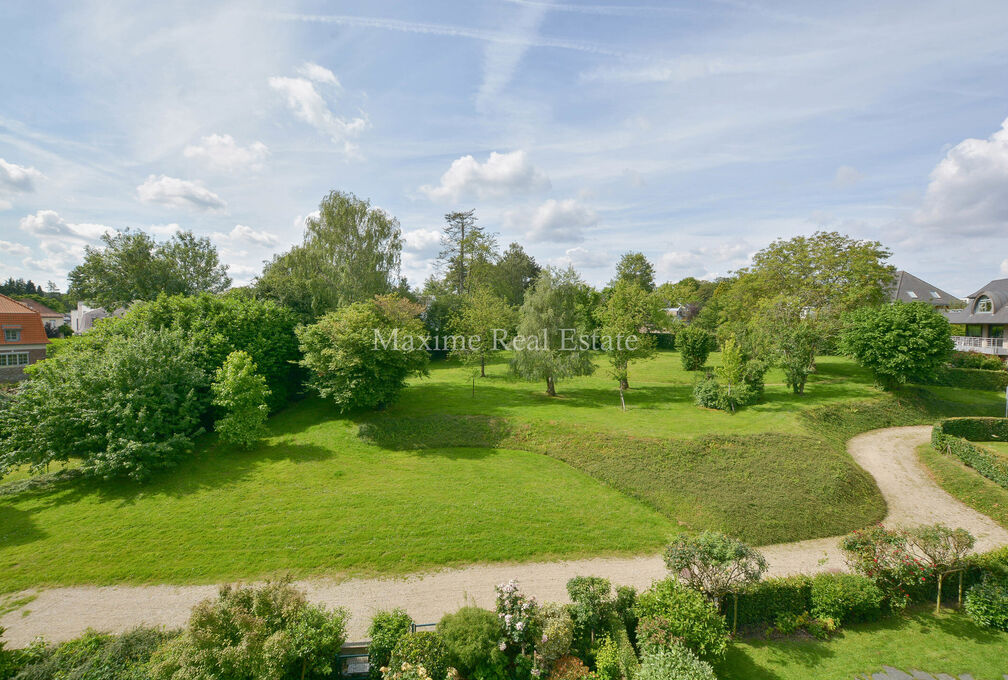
[[950, 351, 1006, 371], [931, 367, 1008, 391], [932, 418, 1008, 490], [722, 576, 812, 629]]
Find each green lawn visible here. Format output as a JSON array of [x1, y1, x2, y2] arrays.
[[0, 351, 1002, 593], [917, 443, 1008, 530], [979, 440, 1008, 465], [718, 610, 1008, 679]]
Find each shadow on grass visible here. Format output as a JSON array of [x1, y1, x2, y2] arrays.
[[0, 503, 47, 548]]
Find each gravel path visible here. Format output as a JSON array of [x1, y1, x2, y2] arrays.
[[3, 426, 1007, 647]]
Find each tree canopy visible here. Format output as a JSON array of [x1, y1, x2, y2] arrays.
[[613, 252, 656, 292]]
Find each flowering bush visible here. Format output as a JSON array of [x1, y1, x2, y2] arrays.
[[495, 580, 539, 655], [369, 609, 414, 680], [840, 525, 928, 609], [533, 603, 573, 677]]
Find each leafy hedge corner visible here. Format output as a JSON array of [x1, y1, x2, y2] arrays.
[[931, 367, 1008, 391], [932, 418, 1008, 490]]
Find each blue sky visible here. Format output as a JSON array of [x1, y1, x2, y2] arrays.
[[2, 1, 1008, 295]]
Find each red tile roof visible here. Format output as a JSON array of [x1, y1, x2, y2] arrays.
[[16, 298, 64, 318], [0, 294, 50, 345]]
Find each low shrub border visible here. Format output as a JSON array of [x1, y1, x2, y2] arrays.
[[932, 418, 1008, 490], [930, 367, 1008, 391]]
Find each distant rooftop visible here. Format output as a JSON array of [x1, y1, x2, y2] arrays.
[[888, 271, 959, 307]]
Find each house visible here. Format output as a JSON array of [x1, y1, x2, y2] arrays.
[[70, 301, 110, 334], [888, 271, 960, 310], [16, 298, 66, 332], [0, 294, 50, 381], [943, 278, 1008, 356]]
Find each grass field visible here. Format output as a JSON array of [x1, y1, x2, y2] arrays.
[[0, 351, 1004, 593], [718, 610, 1008, 680], [917, 443, 1008, 530]]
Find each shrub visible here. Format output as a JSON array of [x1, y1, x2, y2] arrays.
[[840, 525, 928, 609], [211, 350, 271, 448], [771, 611, 834, 640], [369, 609, 414, 680], [932, 419, 1008, 490], [566, 576, 613, 652], [613, 586, 638, 643], [677, 326, 711, 371], [636, 643, 716, 680], [534, 603, 573, 676], [437, 607, 503, 679], [547, 655, 590, 680], [727, 575, 812, 629], [388, 632, 449, 680], [0, 328, 205, 481], [810, 573, 883, 625], [662, 531, 767, 608], [634, 579, 728, 662], [964, 576, 1008, 631], [950, 351, 1005, 371], [148, 580, 347, 680], [10, 627, 170, 680], [592, 636, 621, 680], [932, 367, 1008, 391], [297, 295, 429, 412], [495, 580, 539, 655]]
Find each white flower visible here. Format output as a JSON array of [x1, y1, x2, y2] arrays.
[[499, 642, 507, 651]]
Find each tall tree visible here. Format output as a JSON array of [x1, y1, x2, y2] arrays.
[[749, 294, 823, 395], [437, 210, 498, 296], [256, 191, 403, 319], [510, 267, 596, 396], [495, 242, 541, 307], [613, 252, 656, 292], [159, 231, 231, 296], [596, 280, 659, 390], [450, 286, 514, 377]]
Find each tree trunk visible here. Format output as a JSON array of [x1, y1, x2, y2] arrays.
[[620, 377, 629, 390], [619, 385, 626, 411], [481, 355, 486, 377], [546, 376, 556, 397], [936, 572, 943, 614]]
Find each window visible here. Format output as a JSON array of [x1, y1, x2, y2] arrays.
[[907, 291, 918, 299], [966, 324, 984, 338], [990, 326, 1005, 339], [930, 291, 941, 299], [977, 296, 994, 313], [0, 352, 28, 367], [3, 328, 20, 342]]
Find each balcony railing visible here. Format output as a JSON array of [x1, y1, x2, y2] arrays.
[[952, 336, 1008, 355]]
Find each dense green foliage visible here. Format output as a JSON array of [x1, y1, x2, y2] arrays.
[[932, 418, 1008, 490], [637, 643, 716, 680], [726, 575, 813, 630], [949, 351, 1005, 371], [7, 627, 170, 680], [596, 280, 658, 389], [839, 301, 954, 390], [297, 295, 429, 412], [388, 632, 450, 680], [436, 607, 504, 679], [676, 325, 711, 371], [211, 351, 271, 448], [932, 366, 1008, 391], [368, 610, 414, 680], [148, 581, 347, 680], [964, 576, 1008, 631], [256, 190, 404, 319], [634, 578, 728, 662], [0, 328, 204, 480], [69, 229, 230, 309], [449, 287, 514, 377], [809, 573, 883, 625], [612, 252, 656, 292]]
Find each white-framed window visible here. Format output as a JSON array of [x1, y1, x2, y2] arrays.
[[0, 352, 29, 367], [907, 291, 918, 299], [977, 295, 994, 313], [3, 328, 21, 342]]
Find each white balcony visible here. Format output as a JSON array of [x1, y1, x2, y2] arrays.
[[952, 336, 1008, 355]]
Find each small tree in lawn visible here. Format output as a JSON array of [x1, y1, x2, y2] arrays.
[[839, 301, 954, 391], [211, 350, 271, 448], [714, 335, 752, 414], [510, 267, 595, 397], [908, 524, 976, 613], [597, 279, 659, 391], [677, 324, 711, 371], [663, 531, 767, 615], [751, 294, 821, 395], [450, 285, 514, 377], [297, 294, 429, 412]]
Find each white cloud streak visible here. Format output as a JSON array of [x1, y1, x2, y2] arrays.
[[422, 150, 550, 202], [136, 175, 227, 212]]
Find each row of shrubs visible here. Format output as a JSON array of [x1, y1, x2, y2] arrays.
[[3, 529, 1006, 680], [930, 366, 1008, 391], [949, 351, 1007, 372], [932, 418, 1008, 490]]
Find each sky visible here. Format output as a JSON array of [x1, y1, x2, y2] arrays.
[[2, 1, 1008, 296]]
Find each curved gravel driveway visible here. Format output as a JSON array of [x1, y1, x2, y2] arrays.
[[3, 425, 1007, 646]]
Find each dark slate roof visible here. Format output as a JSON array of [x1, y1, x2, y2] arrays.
[[943, 278, 1008, 325], [888, 271, 960, 307]]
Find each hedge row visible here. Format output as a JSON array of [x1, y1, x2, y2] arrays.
[[932, 418, 1008, 490], [931, 367, 1008, 391]]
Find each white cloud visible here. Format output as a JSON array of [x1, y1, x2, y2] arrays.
[[17, 210, 114, 274], [269, 71, 367, 152], [0, 159, 44, 209], [20, 209, 112, 241], [297, 61, 340, 86], [658, 242, 752, 280], [137, 175, 227, 212], [212, 224, 280, 247], [402, 228, 442, 254], [1002, 258, 1008, 276], [422, 150, 550, 202], [516, 198, 597, 243], [913, 117, 1008, 236], [549, 246, 609, 270], [0, 240, 31, 256], [184, 134, 269, 171], [833, 165, 863, 188]]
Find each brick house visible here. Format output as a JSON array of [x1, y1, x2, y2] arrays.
[[0, 293, 50, 381], [15, 298, 67, 333]]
